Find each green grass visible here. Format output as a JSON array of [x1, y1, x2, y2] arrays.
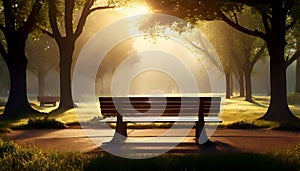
[[221, 95, 300, 130], [0, 137, 90, 170], [85, 152, 300, 171], [0, 137, 299, 171], [288, 93, 300, 105]]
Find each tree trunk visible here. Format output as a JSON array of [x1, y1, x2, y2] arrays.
[[260, 53, 298, 121], [2, 49, 34, 119], [244, 70, 253, 102], [230, 73, 233, 96], [260, 2, 298, 121], [38, 70, 46, 97], [225, 71, 231, 99], [238, 71, 244, 97], [57, 42, 75, 110], [296, 59, 300, 94]]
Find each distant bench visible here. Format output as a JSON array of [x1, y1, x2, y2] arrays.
[[37, 96, 60, 107], [99, 97, 222, 144]]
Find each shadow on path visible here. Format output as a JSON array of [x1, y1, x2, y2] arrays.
[[87, 140, 240, 156]]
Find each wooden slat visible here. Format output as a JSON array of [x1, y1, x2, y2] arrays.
[[99, 116, 221, 123]]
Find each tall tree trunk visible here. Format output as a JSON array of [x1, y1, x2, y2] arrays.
[[244, 70, 253, 102], [225, 71, 231, 99], [38, 70, 46, 96], [260, 2, 298, 121], [2, 48, 34, 119], [238, 71, 244, 97], [296, 58, 300, 94], [230, 73, 233, 96], [57, 42, 75, 110]]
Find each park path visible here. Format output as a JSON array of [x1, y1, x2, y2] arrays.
[[4, 128, 300, 155]]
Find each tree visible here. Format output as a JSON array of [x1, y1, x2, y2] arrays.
[[294, 22, 300, 93], [0, 0, 44, 119], [233, 31, 266, 102], [297, 59, 300, 93], [41, 0, 115, 111], [0, 57, 9, 98], [26, 34, 59, 96], [200, 21, 239, 99], [147, 0, 300, 122]]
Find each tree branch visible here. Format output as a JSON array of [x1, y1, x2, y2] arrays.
[[74, 1, 115, 38], [0, 41, 9, 63], [187, 39, 223, 72], [48, 0, 62, 39], [0, 24, 4, 31], [38, 26, 54, 38], [217, 10, 267, 41], [3, 0, 15, 30], [65, 0, 75, 36], [286, 50, 300, 68], [20, 0, 44, 39], [89, 5, 115, 13], [261, 10, 271, 36], [250, 43, 266, 70]]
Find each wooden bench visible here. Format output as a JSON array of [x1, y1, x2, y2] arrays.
[[99, 97, 222, 144], [37, 96, 60, 107]]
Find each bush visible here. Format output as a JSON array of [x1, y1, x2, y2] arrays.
[[14, 117, 67, 130], [273, 121, 300, 131], [226, 120, 263, 129], [0, 127, 12, 133]]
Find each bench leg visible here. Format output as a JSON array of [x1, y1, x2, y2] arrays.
[[111, 115, 127, 143], [195, 121, 209, 144]]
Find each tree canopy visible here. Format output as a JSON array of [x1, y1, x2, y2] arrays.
[[147, 0, 300, 121]]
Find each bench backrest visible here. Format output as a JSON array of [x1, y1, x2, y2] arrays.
[[37, 96, 60, 102], [99, 97, 221, 117]]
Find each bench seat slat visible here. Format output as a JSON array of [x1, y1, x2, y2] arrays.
[[100, 108, 220, 114], [102, 113, 220, 117], [99, 116, 221, 123]]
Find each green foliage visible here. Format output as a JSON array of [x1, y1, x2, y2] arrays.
[[14, 117, 67, 129]]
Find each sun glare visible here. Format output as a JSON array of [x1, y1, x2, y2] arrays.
[[115, 4, 152, 17]]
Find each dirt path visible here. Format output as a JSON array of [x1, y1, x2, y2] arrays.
[[3, 128, 300, 155]]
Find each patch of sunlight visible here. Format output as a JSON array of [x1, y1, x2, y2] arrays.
[[220, 96, 300, 126], [221, 96, 269, 125]]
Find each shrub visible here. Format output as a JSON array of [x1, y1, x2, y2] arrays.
[[14, 117, 67, 130], [0, 127, 12, 133], [272, 121, 300, 131], [226, 120, 262, 129]]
